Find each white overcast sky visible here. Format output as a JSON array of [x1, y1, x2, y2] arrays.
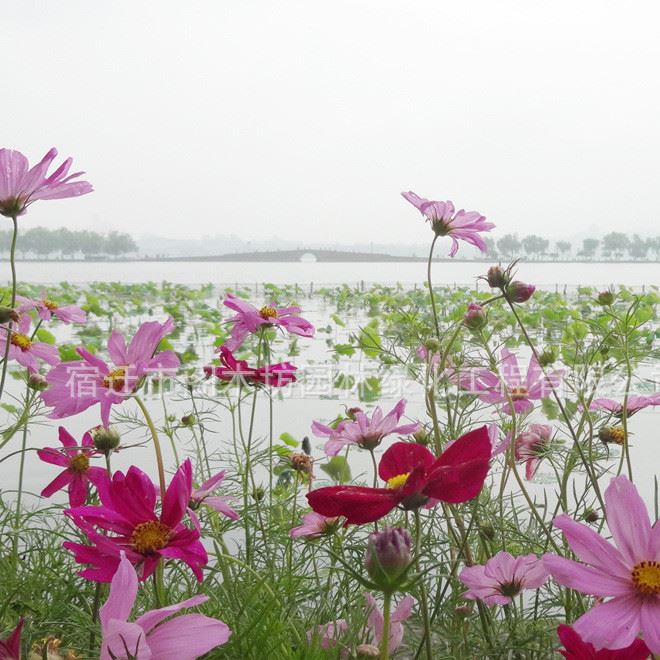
[[3, 1, 660, 243]]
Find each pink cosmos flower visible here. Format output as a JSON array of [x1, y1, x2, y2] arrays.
[[460, 348, 563, 415], [189, 470, 239, 522], [313, 399, 420, 457], [0, 147, 92, 218], [459, 551, 549, 605], [589, 395, 660, 417], [290, 511, 341, 539], [17, 292, 86, 324], [556, 624, 651, 659], [401, 191, 494, 257], [543, 476, 660, 653], [222, 293, 314, 351], [365, 593, 415, 655], [514, 424, 554, 480], [0, 314, 60, 372], [100, 552, 230, 660], [65, 459, 207, 583], [0, 618, 23, 660], [204, 345, 296, 388], [37, 426, 108, 507], [307, 593, 415, 655], [42, 319, 179, 427]]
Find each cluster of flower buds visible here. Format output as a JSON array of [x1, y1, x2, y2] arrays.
[[485, 264, 535, 303]]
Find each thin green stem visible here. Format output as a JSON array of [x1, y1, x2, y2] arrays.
[[426, 234, 441, 338], [0, 215, 19, 402], [414, 510, 433, 660], [380, 591, 392, 660], [133, 395, 166, 499]]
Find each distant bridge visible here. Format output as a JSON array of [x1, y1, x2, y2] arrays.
[[159, 249, 428, 263]]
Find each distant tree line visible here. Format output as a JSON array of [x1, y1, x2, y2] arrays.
[[484, 233, 660, 261], [0, 226, 138, 258]]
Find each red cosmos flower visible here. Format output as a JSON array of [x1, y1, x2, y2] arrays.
[[556, 624, 651, 659], [64, 459, 207, 583], [307, 427, 491, 525], [203, 345, 296, 388], [0, 618, 23, 660], [37, 426, 108, 506]]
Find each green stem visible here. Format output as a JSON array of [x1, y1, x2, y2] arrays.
[[380, 591, 392, 660], [0, 215, 19, 403], [134, 395, 166, 499], [426, 234, 441, 338], [414, 510, 433, 660], [13, 379, 33, 567]]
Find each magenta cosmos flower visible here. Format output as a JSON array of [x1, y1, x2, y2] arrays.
[[189, 470, 239, 524], [37, 426, 108, 506], [0, 314, 59, 372], [459, 551, 549, 606], [65, 459, 207, 582], [0, 147, 92, 217], [312, 399, 420, 457], [17, 292, 86, 324], [204, 345, 296, 387], [461, 348, 563, 415], [514, 424, 554, 480], [589, 395, 660, 417], [557, 624, 651, 659], [42, 319, 179, 427], [223, 293, 314, 351], [290, 511, 342, 539], [100, 552, 230, 660], [401, 191, 494, 257], [543, 476, 660, 653], [0, 618, 23, 660]]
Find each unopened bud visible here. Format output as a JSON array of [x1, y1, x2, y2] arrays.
[[486, 266, 510, 289], [365, 527, 412, 589], [538, 348, 557, 367], [584, 508, 599, 523], [478, 524, 495, 541], [413, 428, 431, 446], [424, 338, 441, 353], [597, 291, 615, 306], [252, 486, 265, 502], [598, 425, 626, 445], [90, 425, 121, 454], [302, 436, 312, 455], [346, 407, 363, 421], [505, 281, 536, 303], [454, 604, 473, 617], [0, 306, 20, 324], [463, 303, 487, 331], [28, 372, 48, 391], [356, 644, 380, 658], [181, 414, 196, 427]]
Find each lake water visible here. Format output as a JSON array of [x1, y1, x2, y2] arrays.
[[3, 260, 659, 289]]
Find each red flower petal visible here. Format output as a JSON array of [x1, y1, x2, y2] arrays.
[[307, 486, 399, 524], [378, 442, 435, 482]]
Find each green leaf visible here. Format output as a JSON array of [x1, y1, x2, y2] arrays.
[[320, 456, 352, 484], [279, 432, 299, 448], [334, 343, 355, 357], [35, 328, 56, 345], [359, 376, 382, 402]]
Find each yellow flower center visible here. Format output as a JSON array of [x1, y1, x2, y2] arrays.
[[43, 299, 59, 311], [387, 473, 410, 490], [259, 305, 278, 320], [103, 367, 127, 392], [510, 386, 528, 400], [69, 453, 90, 473], [631, 560, 660, 596], [131, 520, 171, 554], [10, 332, 32, 351]]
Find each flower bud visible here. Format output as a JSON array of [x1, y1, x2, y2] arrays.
[[598, 425, 626, 445], [584, 508, 599, 524], [597, 290, 615, 306], [301, 436, 312, 455], [505, 281, 536, 303], [538, 348, 557, 367], [424, 338, 441, 353], [0, 306, 20, 324], [413, 428, 431, 446], [252, 485, 265, 502], [356, 644, 380, 658], [290, 452, 313, 478], [346, 407, 363, 421], [454, 604, 473, 617], [463, 303, 487, 331], [90, 425, 121, 454], [486, 265, 510, 289], [28, 372, 48, 391], [478, 524, 495, 541], [365, 527, 412, 589], [180, 414, 196, 427]]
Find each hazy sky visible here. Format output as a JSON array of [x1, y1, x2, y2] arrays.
[[4, 1, 660, 243]]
